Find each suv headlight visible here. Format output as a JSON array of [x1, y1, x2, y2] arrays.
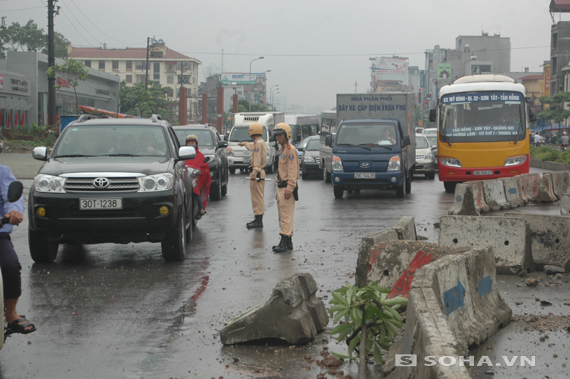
[[304, 156, 315, 163], [34, 175, 66, 193], [331, 155, 343, 171], [425, 152, 434, 160], [504, 155, 527, 167], [138, 173, 174, 192], [439, 156, 462, 167], [227, 147, 234, 157], [387, 156, 400, 171]]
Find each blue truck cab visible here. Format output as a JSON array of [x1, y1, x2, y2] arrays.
[[322, 93, 416, 199]]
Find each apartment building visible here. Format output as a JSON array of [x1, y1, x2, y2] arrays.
[[69, 40, 201, 119]]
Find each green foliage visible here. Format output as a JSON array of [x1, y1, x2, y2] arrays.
[[539, 92, 570, 124], [47, 59, 89, 116], [119, 81, 176, 122], [328, 282, 408, 365], [530, 145, 570, 164], [0, 20, 68, 59], [237, 100, 270, 113]]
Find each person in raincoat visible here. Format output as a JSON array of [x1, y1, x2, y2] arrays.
[[185, 134, 212, 215]]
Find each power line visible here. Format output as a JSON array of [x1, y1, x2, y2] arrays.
[[1, 6, 45, 12], [59, 8, 96, 47], [60, 4, 101, 46]]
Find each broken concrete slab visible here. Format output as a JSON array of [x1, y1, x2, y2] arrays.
[[439, 215, 534, 275], [535, 173, 558, 203], [448, 183, 480, 216], [355, 229, 399, 287], [220, 273, 328, 345], [392, 216, 417, 241]]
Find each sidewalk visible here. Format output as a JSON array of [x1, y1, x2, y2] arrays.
[[0, 153, 44, 179]]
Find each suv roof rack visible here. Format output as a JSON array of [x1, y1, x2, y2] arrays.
[[151, 114, 163, 122], [77, 114, 100, 123]]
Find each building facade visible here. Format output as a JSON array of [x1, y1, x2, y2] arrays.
[[1, 51, 120, 128], [550, 21, 570, 96], [68, 40, 201, 120]]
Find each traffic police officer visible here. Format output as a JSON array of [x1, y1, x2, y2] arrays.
[[272, 123, 299, 253], [238, 122, 268, 228]]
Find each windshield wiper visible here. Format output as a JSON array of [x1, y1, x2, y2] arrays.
[[54, 154, 98, 158], [362, 143, 392, 150], [513, 107, 523, 145], [440, 132, 452, 147], [106, 153, 140, 157], [337, 143, 370, 151]]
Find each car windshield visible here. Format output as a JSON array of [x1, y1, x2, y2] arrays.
[[54, 125, 167, 157], [306, 139, 320, 151], [416, 137, 429, 149], [426, 135, 437, 147], [336, 123, 397, 146], [174, 129, 215, 147], [230, 126, 267, 142]]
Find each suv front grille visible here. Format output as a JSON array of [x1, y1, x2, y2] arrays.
[[64, 177, 140, 192]]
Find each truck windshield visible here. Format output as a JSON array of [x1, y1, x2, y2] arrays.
[[336, 123, 397, 146], [230, 126, 267, 142], [439, 91, 525, 143]]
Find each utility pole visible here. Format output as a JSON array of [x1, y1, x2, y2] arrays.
[[145, 37, 150, 91], [47, 0, 57, 127]]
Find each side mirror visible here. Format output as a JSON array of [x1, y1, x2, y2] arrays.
[[403, 135, 411, 146], [218, 140, 228, 148], [297, 146, 304, 152], [529, 108, 537, 123], [429, 109, 436, 122], [32, 146, 48, 161], [203, 156, 211, 163], [325, 135, 332, 147], [431, 146, 437, 151], [5, 181, 23, 203], [178, 146, 196, 161]]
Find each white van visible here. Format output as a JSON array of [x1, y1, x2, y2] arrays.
[[284, 114, 321, 146], [227, 112, 284, 174]]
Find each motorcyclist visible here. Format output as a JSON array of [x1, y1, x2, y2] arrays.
[[185, 135, 212, 215], [0, 164, 36, 335], [560, 132, 570, 150]]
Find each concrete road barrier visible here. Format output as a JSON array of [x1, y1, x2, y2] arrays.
[[481, 179, 510, 211], [515, 175, 530, 204], [502, 176, 524, 208], [355, 230, 399, 287], [385, 246, 511, 379], [505, 212, 570, 271], [524, 173, 541, 202], [220, 273, 328, 345], [561, 193, 570, 215], [467, 181, 490, 213], [392, 216, 417, 241], [535, 173, 558, 203], [439, 215, 534, 275], [448, 184, 480, 216], [550, 171, 570, 199]]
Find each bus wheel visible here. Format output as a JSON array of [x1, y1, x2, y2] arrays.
[[444, 181, 457, 193]]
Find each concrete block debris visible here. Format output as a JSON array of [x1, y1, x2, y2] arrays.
[[550, 171, 570, 200], [439, 215, 534, 275], [220, 273, 328, 345], [481, 179, 510, 211], [448, 183, 480, 216], [505, 213, 570, 271], [467, 181, 490, 213], [535, 173, 558, 203], [561, 193, 570, 216], [502, 176, 524, 208], [392, 216, 417, 241]]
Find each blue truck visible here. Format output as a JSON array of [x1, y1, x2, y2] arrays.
[[320, 93, 416, 198]]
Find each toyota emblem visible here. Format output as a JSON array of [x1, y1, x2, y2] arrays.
[[360, 162, 371, 169], [93, 177, 110, 188]]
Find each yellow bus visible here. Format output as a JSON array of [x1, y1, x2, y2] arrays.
[[429, 75, 536, 192]]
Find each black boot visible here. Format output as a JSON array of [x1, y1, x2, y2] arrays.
[[287, 236, 293, 251], [246, 215, 263, 229], [273, 235, 291, 253], [272, 235, 286, 251]]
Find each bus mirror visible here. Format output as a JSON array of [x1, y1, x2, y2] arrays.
[[403, 135, 411, 146], [529, 108, 537, 123], [325, 135, 332, 147], [429, 109, 436, 122]]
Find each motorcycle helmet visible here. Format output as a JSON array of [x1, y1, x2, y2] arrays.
[[248, 122, 263, 137], [274, 123, 292, 140], [185, 134, 198, 145]]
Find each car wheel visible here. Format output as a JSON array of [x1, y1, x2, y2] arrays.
[[426, 172, 435, 180], [302, 164, 308, 180], [396, 173, 406, 198], [333, 186, 344, 199], [210, 176, 222, 201], [266, 159, 273, 174], [161, 210, 186, 262], [229, 167, 236, 175], [323, 164, 331, 183], [29, 228, 59, 263], [221, 166, 228, 196]]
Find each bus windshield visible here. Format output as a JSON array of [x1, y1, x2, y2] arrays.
[[439, 91, 525, 143]]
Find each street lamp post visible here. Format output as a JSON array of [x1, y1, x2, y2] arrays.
[[249, 56, 264, 111], [270, 84, 279, 108], [271, 91, 280, 110]]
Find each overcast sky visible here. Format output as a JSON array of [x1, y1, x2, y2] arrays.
[[3, 0, 568, 113]]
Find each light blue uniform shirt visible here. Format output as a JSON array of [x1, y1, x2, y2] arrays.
[[0, 164, 25, 234]]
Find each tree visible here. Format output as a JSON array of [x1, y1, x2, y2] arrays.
[[0, 19, 68, 59], [119, 81, 176, 122], [236, 99, 269, 113], [538, 92, 570, 126], [47, 59, 89, 115]]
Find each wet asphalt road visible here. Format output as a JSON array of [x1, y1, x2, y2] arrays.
[[0, 154, 564, 379]]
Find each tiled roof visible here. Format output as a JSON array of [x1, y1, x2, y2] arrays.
[[550, 0, 570, 11], [69, 47, 195, 60], [520, 75, 544, 81]]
